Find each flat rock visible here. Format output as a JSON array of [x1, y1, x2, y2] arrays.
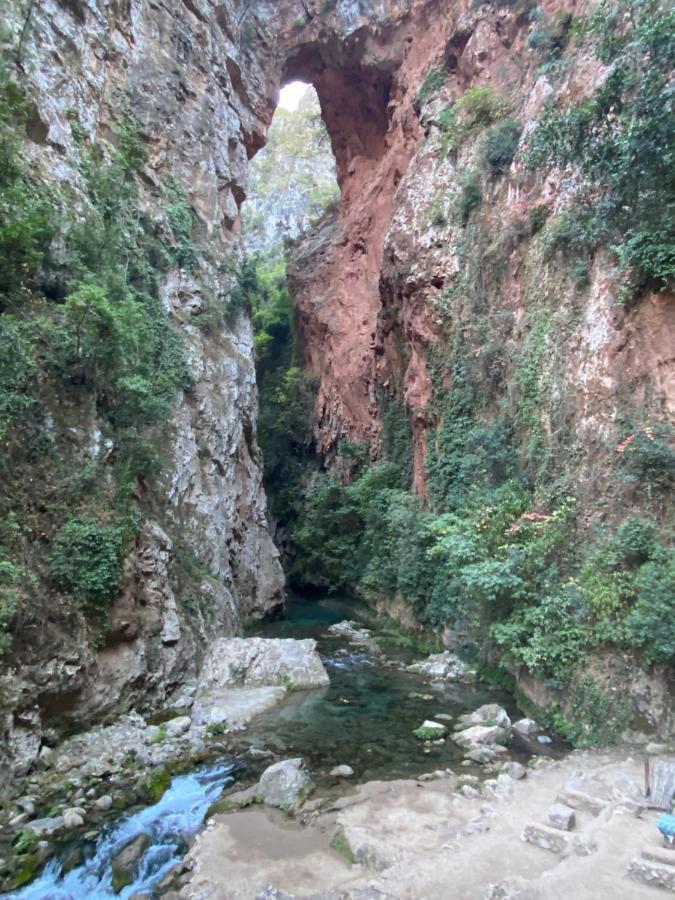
[[191, 686, 286, 728], [452, 724, 508, 750]]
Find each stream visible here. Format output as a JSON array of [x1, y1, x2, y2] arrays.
[[6, 594, 555, 899]]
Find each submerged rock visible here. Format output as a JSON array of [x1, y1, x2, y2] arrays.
[[111, 833, 151, 893]]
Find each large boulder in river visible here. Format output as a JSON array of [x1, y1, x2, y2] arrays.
[[258, 758, 314, 809], [192, 638, 329, 730], [456, 704, 511, 730], [407, 651, 476, 683], [199, 638, 329, 691]]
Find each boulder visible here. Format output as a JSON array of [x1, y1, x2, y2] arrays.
[[408, 651, 476, 683], [456, 704, 511, 730], [512, 718, 538, 735], [452, 724, 508, 749], [258, 758, 314, 809], [164, 716, 192, 737], [198, 637, 329, 691], [62, 807, 85, 828], [501, 761, 527, 780], [94, 794, 113, 811], [330, 765, 354, 778], [111, 833, 151, 893], [191, 686, 286, 729]]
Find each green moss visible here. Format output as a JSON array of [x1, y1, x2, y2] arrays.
[[413, 724, 448, 740], [329, 827, 355, 864], [417, 66, 448, 105], [142, 767, 171, 802]]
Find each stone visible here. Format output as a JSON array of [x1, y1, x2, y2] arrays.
[[628, 858, 675, 891], [23, 816, 64, 837], [330, 765, 354, 778], [521, 823, 596, 857], [548, 803, 576, 831], [452, 724, 509, 750], [501, 762, 527, 780], [456, 705, 511, 731], [461, 785, 481, 799], [62, 807, 86, 828], [191, 686, 286, 729], [164, 716, 192, 737], [94, 794, 113, 811], [511, 718, 538, 735], [484, 774, 514, 802], [257, 758, 314, 809], [144, 725, 161, 743], [198, 637, 329, 692], [111, 833, 151, 893], [407, 651, 476, 683]]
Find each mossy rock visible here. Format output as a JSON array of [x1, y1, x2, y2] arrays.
[[413, 723, 448, 741], [141, 767, 171, 803]]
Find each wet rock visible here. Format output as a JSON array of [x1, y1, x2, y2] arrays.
[[191, 686, 286, 729], [413, 720, 448, 740], [258, 758, 314, 809], [111, 833, 151, 893], [548, 803, 576, 831], [408, 651, 476, 683], [330, 765, 354, 778]]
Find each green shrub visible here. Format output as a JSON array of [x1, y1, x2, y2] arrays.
[[0, 558, 19, 656], [627, 547, 675, 664], [438, 86, 508, 157], [457, 171, 482, 226], [417, 66, 448, 105], [483, 118, 522, 176], [526, 1, 675, 296], [50, 518, 125, 608]]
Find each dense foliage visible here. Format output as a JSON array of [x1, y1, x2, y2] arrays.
[[0, 67, 196, 650], [526, 0, 675, 297]]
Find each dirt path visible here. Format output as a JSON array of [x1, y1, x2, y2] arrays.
[[177, 749, 672, 899]]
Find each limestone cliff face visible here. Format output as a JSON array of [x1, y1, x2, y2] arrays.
[[0, 0, 291, 787]]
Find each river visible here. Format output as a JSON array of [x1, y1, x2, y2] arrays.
[[6, 594, 553, 899]]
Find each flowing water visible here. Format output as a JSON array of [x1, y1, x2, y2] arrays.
[[6, 594, 556, 899]]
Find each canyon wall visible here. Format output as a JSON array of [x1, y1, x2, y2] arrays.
[[1, 0, 672, 785]]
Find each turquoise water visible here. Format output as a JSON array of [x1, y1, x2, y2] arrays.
[[243, 594, 527, 782], [5, 594, 552, 898]]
